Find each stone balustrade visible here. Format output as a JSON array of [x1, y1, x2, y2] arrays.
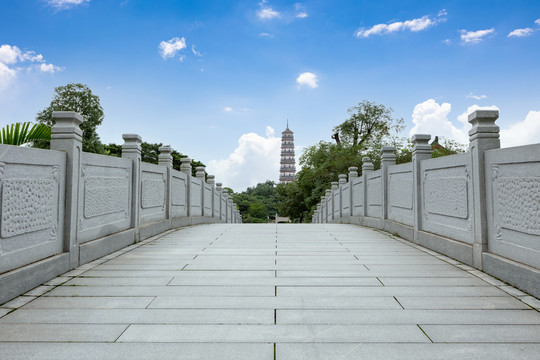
[[0, 111, 241, 304], [312, 110, 540, 298]]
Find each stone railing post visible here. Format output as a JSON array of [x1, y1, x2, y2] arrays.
[[320, 196, 326, 223], [222, 189, 229, 223], [348, 166, 359, 216], [122, 134, 142, 242], [381, 146, 396, 221], [195, 166, 206, 217], [412, 134, 432, 244], [158, 146, 173, 167], [469, 110, 500, 269], [207, 175, 216, 219], [362, 157, 374, 218], [180, 158, 192, 217], [50, 111, 84, 267], [158, 146, 173, 222], [325, 189, 333, 222], [338, 174, 347, 220], [216, 182, 223, 221]]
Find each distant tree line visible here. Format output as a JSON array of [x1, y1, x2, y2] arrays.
[[231, 181, 279, 223]]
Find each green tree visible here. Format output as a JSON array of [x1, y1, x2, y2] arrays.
[[35, 83, 105, 153], [332, 100, 404, 148], [232, 181, 279, 223], [276, 182, 309, 223], [1, 122, 51, 146]]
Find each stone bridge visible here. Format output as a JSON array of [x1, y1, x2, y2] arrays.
[[0, 111, 539, 358]]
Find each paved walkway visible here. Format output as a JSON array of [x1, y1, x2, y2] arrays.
[[1, 224, 539, 359]]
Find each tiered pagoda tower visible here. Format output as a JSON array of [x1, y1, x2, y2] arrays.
[[279, 120, 296, 183]]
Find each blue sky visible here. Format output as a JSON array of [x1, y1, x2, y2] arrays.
[[1, 0, 539, 190]]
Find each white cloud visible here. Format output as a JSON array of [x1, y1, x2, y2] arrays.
[[224, 107, 233, 112], [39, 63, 63, 73], [500, 110, 540, 147], [410, 99, 468, 144], [257, 7, 280, 19], [207, 127, 282, 191], [296, 12, 308, 18], [295, 3, 308, 18], [442, 39, 451, 45], [191, 45, 202, 56], [508, 28, 534, 37], [47, 0, 89, 10], [456, 104, 499, 128], [0, 44, 61, 91], [460, 28, 495, 44], [466, 93, 487, 100], [159, 37, 186, 60], [259, 32, 274, 38], [536, 19, 540, 26], [355, 10, 446, 38], [296, 72, 318, 88]]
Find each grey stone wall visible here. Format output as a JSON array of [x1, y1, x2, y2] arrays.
[[0, 111, 239, 304], [313, 110, 540, 298]]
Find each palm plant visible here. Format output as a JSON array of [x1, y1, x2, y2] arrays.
[[1, 122, 51, 146]]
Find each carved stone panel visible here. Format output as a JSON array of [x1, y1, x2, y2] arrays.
[[141, 180, 165, 209], [171, 176, 187, 207], [84, 177, 129, 218], [351, 178, 364, 216], [1, 179, 55, 238], [425, 177, 468, 219], [367, 177, 381, 206], [420, 157, 472, 244], [389, 176, 413, 210], [496, 177, 540, 235]]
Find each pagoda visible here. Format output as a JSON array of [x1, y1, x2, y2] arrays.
[[279, 120, 296, 183]]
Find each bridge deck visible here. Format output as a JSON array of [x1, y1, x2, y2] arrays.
[[1, 224, 539, 359]]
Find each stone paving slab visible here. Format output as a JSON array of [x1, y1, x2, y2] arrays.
[[1, 223, 538, 359], [0, 324, 128, 342], [276, 343, 540, 360], [148, 296, 402, 309], [277, 309, 540, 324], [0, 343, 274, 360], [0, 308, 274, 324], [117, 324, 429, 343]]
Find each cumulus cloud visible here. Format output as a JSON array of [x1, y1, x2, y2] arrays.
[[39, 63, 63, 73], [460, 28, 495, 44], [207, 127, 282, 191], [500, 110, 540, 148], [0, 44, 61, 91], [508, 28, 534, 37], [410, 99, 539, 148], [224, 107, 233, 112], [296, 72, 318, 88], [536, 19, 540, 26], [257, 7, 280, 19], [47, 0, 89, 10], [355, 10, 446, 38], [410, 99, 469, 144], [466, 93, 487, 100], [159, 37, 186, 60]]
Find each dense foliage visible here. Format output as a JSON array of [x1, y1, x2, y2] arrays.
[[35, 83, 105, 154], [232, 181, 279, 223], [1, 122, 51, 146]]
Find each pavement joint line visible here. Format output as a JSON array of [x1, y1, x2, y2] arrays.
[[377, 277, 385, 286], [113, 324, 131, 342], [417, 324, 434, 343], [393, 296, 405, 309]]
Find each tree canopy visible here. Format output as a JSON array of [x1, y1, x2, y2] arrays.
[[35, 83, 105, 153], [232, 181, 279, 223]]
